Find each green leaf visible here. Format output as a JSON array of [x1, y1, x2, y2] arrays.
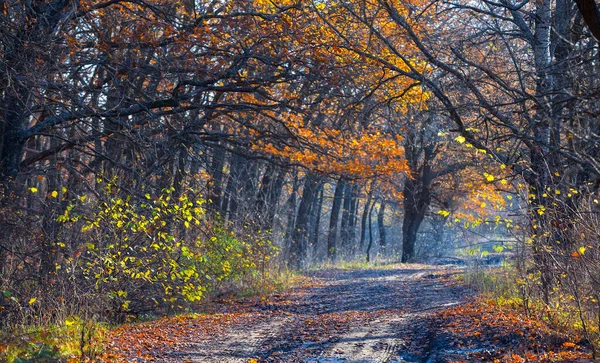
[[481, 250, 489, 257]]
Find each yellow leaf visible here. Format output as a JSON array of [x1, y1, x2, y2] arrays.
[[51, 190, 58, 198], [65, 316, 77, 326], [28, 297, 37, 305], [579, 246, 586, 255], [437, 210, 450, 217], [454, 135, 466, 144], [29, 187, 38, 193]]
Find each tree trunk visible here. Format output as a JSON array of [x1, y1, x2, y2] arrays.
[[0, 91, 26, 187], [348, 184, 359, 256], [289, 173, 320, 270], [359, 189, 373, 253], [40, 151, 61, 290], [221, 153, 243, 222], [310, 185, 324, 260], [283, 171, 299, 264], [207, 145, 226, 216], [255, 164, 287, 230], [172, 147, 187, 199], [327, 178, 345, 261], [340, 182, 352, 256], [377, 201, 387, 250], [366, 199, 376, 262]]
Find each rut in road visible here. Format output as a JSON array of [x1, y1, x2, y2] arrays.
[[166, 265, 469, 363]]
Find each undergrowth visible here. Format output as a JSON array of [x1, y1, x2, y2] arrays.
[[0, 267, 302, 362], [460, 262, 599, 359]]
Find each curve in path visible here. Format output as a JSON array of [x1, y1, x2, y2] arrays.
[[166, 265, 469, 363]]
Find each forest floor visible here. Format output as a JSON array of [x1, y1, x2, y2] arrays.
[[103, 264, 594, 363]]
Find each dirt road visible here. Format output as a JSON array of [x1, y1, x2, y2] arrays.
[[163, 265, 468, 363]]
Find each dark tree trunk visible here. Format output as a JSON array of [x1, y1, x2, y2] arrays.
[[366, 199, 376, 262], [401, 139, 435, 263], [0, 89, 27, 187], [207, 145, 226, 216], [255, 164, 287, 230], [289, 173, 320, 270], [310, 185, 324, 259], [283, 171, 299, 264], [377, 201, 387, 249], [221, 154, 243, 221], [359, 188, 373, 252], [327, 178, 345, 261], [172, 147, 187, 199], [401, 178, 433, 263], [340, 182, 352, 255], [348, 184, 359, 255], [237, 159, 259, 226], [265, 168, 286, 227], [40, 149, 61, 290]]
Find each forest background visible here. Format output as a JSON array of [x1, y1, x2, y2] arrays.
[[2, 0, 600, 360]]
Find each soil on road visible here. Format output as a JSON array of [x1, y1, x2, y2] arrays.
[[163, 264, 469, 363]]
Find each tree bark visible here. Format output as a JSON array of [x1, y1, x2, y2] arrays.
[[340, 182, 352, 256], [377, 201, 387, 249], [207, 145, 226, 216], [348, 184, 359, 255], [366, 199, 376, 262], [255, 164, 287, 230], [359, 188, 373, 253], [289, 173, 320, 270], [327, 178, 345, 261], [573, 0, 600, 42], [310, 184, 324, 259], [283, 171, 299, 264]]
